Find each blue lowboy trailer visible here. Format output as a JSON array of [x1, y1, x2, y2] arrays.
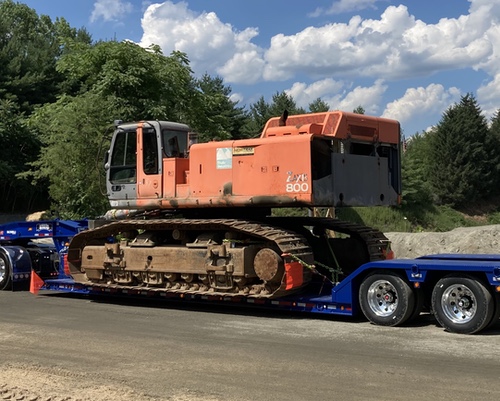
[[0, 219, 88, 290], [2, 219, 500, 335], [42, 250, 500, 335]]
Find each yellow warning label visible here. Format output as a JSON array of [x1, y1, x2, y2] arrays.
[[233, 146, 255, 155]]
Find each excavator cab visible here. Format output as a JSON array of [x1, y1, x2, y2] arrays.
[[105, 121, 191, 208]]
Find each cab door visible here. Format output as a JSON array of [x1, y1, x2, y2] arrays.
[[107, 127, 137, 204], [136, 123, 163, 199]]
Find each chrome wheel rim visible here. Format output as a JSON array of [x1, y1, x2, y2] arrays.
[[441, 284, 476, 324], [367, 279, 398, 317], [0, 256, 6, 284]]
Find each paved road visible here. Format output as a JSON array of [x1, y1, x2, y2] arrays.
[[1, 291, 499, 401]]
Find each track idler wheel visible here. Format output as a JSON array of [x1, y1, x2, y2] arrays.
[[253, 248, 284, 284]]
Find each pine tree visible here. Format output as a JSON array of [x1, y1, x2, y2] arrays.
[[191, 74, 248, 142], [308, 98, 330, 113], [353, 105, 365, 114], [401, 131, 434, 207], [269, 91, 306, 117], [430, 93, 494, 207], [242, 92, 306, 137], [487, 109, 500, 195]]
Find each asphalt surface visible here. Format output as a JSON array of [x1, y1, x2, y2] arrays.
[[1, 290, 500, 401]]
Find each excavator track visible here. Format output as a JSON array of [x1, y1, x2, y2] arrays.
[[263, 216, 391, 261], [67, 216, 391, 299], [68, 218, 315, 299]]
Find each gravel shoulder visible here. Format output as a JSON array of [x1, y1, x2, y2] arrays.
[[0, 225, 500, 401], [386, 224, 500, 259]]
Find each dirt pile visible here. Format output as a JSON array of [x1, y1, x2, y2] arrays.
[[386, 225, 500, 259]]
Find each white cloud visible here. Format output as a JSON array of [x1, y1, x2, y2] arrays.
[[309, 0, 383, 17], [477, 72, 500, 119], [91, 0, 133, 23], [265, 4, 494, 82], [285, 79, 387, 114], [383, 84, 461, 133], [334, 79, 388, 114], [218, 50, 265, 84], [137, 1, 499, 87], [229, 92, 244, 105], [139, 1, 264, 83], [285, 78, 345, 108], [133, 0, 500, 133]]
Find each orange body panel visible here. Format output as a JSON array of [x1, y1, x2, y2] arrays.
[[165, 134, 314, 207], [162, 158, 189, 197], [262, 111, 399, 144]]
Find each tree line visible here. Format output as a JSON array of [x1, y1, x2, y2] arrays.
[[402, 93, 500, 214], [1, 0, 500, 220], [0, 0, 327, 217]]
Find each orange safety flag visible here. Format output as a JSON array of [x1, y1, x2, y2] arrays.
[[284, 261, 303, 290], [382, 244, 395, 260], [29, 270, 45, 295], [63, 254, 71, 276]]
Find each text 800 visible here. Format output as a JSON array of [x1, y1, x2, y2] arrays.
[[286, 183, 309, 192]]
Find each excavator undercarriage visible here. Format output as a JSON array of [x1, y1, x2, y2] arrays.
[[67, 217, 391, 299]]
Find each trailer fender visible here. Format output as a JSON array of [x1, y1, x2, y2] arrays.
[[0, 246, 33, 290]]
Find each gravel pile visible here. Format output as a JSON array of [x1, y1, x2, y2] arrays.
[[386, 225, 500, 259]]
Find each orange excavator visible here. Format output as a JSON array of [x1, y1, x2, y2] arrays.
[[67, 111, 401, 298]]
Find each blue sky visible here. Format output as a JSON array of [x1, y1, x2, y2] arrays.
[[20, 0, 500, 136]]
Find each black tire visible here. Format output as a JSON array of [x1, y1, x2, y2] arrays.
[[431, 275, 494, 334], [359, 272, 415, 327], [407, 287, 424, 323], [485, 292, 500, 330], [0, 251, 12, 291]]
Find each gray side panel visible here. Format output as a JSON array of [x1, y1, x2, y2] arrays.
[[313, 154, 398, 207], [108, 183, 138, 209]]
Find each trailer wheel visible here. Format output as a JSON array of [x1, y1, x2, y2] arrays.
[[359, 272, 415, 327], [488, 292, 500, 329], [0, 251, 12, 290], [408, 287, 424, 323], [486, 293, 500, 330], [431, 276, 494, 334]]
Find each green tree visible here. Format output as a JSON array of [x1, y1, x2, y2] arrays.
[[0, 1, 81, 212], [353, 105, 365, 114], [242, 96, 272, 137], [430, 93, 495, 207], [29, 42, 201, 218], [488, 109, 500, 194], [401, 131, 434, 207], [0, 99, 48, 212], [0, 0, 62, 113], [54, 17, 92, 54], [191, 74, 248, 142], [268, 91, 306, 117], [56, 42, 196, 122], [26, 93, 113, 218], [308, 97, 330, 113], [242, 92, 307, 137]]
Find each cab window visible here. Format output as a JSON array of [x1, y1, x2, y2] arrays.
[[143, 129, 158, 174], [162, 129, 188, 158], [110, 130, 137, 183]]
